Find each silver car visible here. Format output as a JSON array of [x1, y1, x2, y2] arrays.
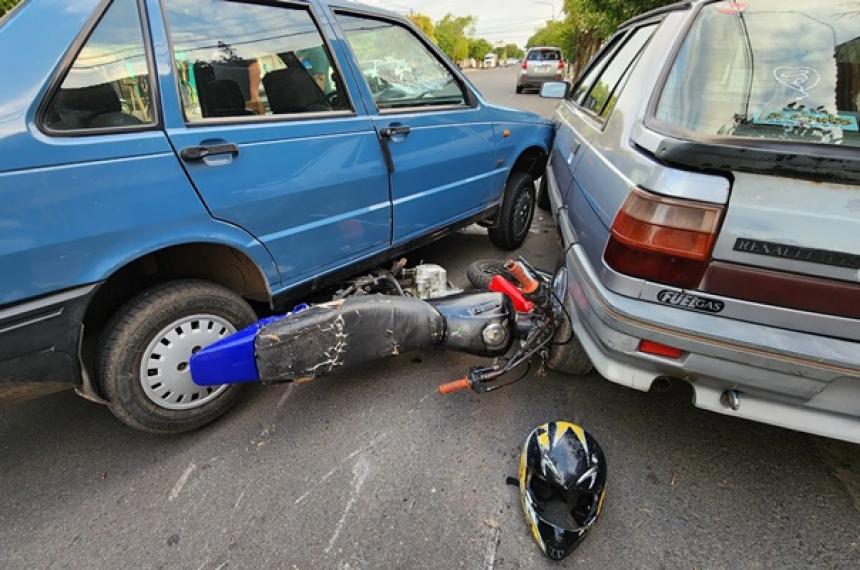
[[541, 0, 860, 444], [517, 46, 565, 93]]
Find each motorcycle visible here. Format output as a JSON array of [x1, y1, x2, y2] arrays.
[[189, 258, 570, 396]]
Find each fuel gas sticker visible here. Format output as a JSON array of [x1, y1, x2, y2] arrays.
[[715, 1, 748, 14], [657, 290, 725, 314]]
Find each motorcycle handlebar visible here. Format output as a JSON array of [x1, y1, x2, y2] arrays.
[[505, 260, 540, 294], [438, 377, 472, 395]]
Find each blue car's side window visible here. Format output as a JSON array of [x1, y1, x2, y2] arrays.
[[336, 14, 467, 111], [42, 0, 154, 133], [162, 0, 351, 122]]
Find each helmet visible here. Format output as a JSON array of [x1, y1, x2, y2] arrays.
[[518, 421, 606, 561]]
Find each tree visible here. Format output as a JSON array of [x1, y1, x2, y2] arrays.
[[408, 12, 436, 43], [469, 38, 493, 60], [527, 20, 574, 61], [434, 14, 476, 63], [505, 43, 525, 60], [0, 0, 22, 18], [560, 0, 677, 73]]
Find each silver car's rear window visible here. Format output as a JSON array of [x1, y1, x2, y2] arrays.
[[528, 49, 561, 61], [656, 0, 860, 148]]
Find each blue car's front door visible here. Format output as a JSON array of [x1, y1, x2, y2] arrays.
[[332, 11, 501, 244], [151, 0, 391, 288]]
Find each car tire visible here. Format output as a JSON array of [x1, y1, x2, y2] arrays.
[[488, 171, 536, 251], [98, 280, 257, 434], [536, 175, 551, 211], [547, 296, 593, 376], [466, 259, 517, 290], [516, 84, 524, 94]]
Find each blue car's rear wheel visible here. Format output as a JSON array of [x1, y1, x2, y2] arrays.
[[98, 280, 256, 434]]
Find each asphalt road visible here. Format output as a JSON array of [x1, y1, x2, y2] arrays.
[[2, 67, 859, 569]]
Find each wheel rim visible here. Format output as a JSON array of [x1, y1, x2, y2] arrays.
[[512, 187, 534, 239], [139, 315, 236, 410]]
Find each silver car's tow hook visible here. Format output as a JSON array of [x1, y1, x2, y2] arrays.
[[721, 389, 742, 411]]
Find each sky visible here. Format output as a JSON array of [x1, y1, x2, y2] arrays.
[[359, 0, 565, 48]]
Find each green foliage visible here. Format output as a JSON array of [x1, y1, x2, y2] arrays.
[[534, 0, 677, 73], [434, 14, 475, 62], [505, 43, 525, 60], [469, 38, 493, 60], [407, 12, 436, 43], [406, 12, 525, 66], [563, 0, 674, 38], [0, 0, 22, 18], [492, 43, 523, 60], [526, 20, 574, 60]]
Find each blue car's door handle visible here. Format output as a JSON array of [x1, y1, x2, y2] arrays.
[[380, 125, 412, 138], [378, 124, 411, 173], [180, 143, 240, 162]]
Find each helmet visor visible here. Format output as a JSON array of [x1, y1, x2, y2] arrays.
[[529, 473, 599, 532]]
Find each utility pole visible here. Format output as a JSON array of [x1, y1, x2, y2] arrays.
[[535, 1, 556, 21]]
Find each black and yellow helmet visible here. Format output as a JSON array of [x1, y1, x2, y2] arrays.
[[518, 421, 606, 561]]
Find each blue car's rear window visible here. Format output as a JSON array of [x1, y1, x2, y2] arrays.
[[656, 0, 860, 149]]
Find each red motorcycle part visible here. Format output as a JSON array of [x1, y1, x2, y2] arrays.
[[489, 275, 534, 313]]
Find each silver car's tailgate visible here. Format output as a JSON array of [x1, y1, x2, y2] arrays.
[[712, 172, 860, 283]]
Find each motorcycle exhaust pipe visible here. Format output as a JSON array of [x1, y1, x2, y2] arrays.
[[190, 293, 513, 387]]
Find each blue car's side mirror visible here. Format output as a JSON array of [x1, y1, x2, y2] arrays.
[[540, 81, 570, 99]]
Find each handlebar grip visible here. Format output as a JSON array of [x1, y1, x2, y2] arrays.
[[438, 377, 472, 395], [505, 260, 540, 294]]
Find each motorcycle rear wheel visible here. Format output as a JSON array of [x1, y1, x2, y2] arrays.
[[466, 259, 517, 290]]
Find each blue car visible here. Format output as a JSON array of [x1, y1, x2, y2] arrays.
[[0, 0, 553, 432]]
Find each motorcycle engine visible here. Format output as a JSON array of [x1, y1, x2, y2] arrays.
[[404, 264, 463, 300]]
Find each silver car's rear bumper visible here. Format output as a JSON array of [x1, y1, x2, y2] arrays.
[[518, 71, 563, 87], [546, 168, 860, 444]]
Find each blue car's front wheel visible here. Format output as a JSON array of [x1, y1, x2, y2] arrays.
[[489, 172, 536, 251]]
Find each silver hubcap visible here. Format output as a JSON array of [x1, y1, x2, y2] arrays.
[[139, 315, 236, 410]]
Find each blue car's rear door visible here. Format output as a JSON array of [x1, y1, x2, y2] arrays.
[[330, 10, 501, 244], [150, 0, 391, 288]]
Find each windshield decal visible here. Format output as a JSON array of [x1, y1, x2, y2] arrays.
[[773, 66, 821, 101]]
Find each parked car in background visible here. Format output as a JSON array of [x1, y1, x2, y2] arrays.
[[0, 0, 552, 433], [541, 0, 860, 444], [484, 53, 499, 68], [517, 47, 565, 93]]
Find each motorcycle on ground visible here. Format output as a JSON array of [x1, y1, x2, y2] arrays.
[[189, 258, 573, 396]]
